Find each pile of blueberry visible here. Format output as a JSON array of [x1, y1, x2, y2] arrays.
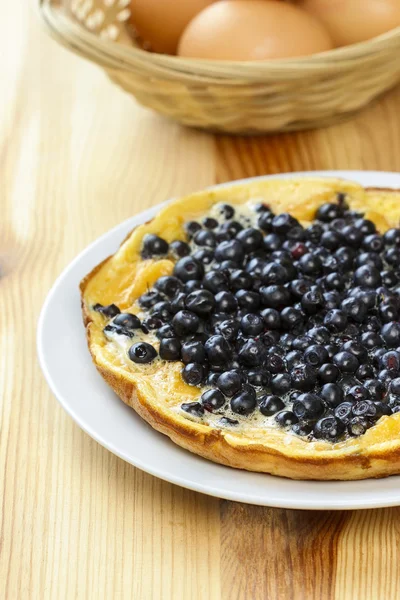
[[94, 196, 400, 442]]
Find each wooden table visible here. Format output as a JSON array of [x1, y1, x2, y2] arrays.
[[2, 3, 400, 599]]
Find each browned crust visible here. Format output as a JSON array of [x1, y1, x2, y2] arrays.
[[80, 179, 400, 480]]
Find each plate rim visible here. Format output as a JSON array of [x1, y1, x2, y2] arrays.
[[37, 170, 400, 510]]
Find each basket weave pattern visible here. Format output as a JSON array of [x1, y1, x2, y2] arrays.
[[39, 0, 400, 134]]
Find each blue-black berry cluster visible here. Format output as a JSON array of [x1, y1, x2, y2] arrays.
[[94, 197, 400, 442]]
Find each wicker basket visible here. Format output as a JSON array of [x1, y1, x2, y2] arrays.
[[38, 0, 400, 134]]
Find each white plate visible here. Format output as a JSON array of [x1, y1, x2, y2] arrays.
[[38, 171, 400, 510]]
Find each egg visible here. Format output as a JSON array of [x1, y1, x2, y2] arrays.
[[178, 0, 333, 61], [297, 0, 400, 46], [130, 0, 217, 55]]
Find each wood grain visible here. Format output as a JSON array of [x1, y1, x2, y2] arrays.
[[1, 2, 400, 599]]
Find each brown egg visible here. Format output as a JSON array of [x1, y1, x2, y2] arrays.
[[130, 0, 217, 55], [297, 0, 400, 46], [178, 0, 333, 61]]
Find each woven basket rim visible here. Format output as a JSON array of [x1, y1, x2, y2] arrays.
[[39, 0, 400, 77]]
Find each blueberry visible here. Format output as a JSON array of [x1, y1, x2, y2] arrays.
[[172, 310, 199, 336], [150, 301, 172, 321], [230, 269, 253, 291], [128, 342, 157, 364], [181, 402, 204, 417], [260, 308, 281, 330], [216, 319, 240, 342], [247, 368, 271, 387], [280, 333, 295, 349], [215, 291, 237, 314], [230, 386, 257, 415], [356, 364, 375, 381], [313, 416, 344, 441], [293, 393, 324, 420], [216, 370, 243, 397], [379, 303, 398, 323], [342, 341, 368, 362], [308, 327, 330, 344], [348, 417, 369, 436], [257, 211, 274, 231], [206, 371, 220, 386], [341, 225, 363, 247], [219, 220, 243, 237], [141, 316, 163, 332], [201, 389, 225, 411], [380, 350, 400, 372], [320, 383, 344, 408], [291, 424, 313, 440], [354, 265, 381, 288], [304, 344, 329, 367], [271, 373, 292, 395], [218, 204, 235, 219], [271, 213, 299, 234], [265, 353, 286, 374], [214, 240, 244, 264], [259, 395, 285, 416], [184, 221, 202, 238], [341, 297, 367, 323], [156, 323, 176, 339], [192, 248, 214, 265], [236, 227, 263, 252], [333, 351, 359, 373], [275, 410, 299, 427], [374, 402, 392, 417], [93, 303, 120, 318], [352, 400, 376, 418], [113, 313, 141, 329], [390, 377, 400, 395], [280, 307, 303, 330], [141, 234, 169, 258], [203, 270, 229, 293], [381, 322, 400, 347], [138, 291, 163, 309], [240, 313, 265, 336], [155, 276, 182, 298], [363, 234, 384, 253], [236, 290, 261, 311], [184, 281, 203, 294], [205, 335, 232, 366], [182, 363, 206, 386], [173, 256, 204, 282], [324, 309, 347, 332], [384, 228, 400, 246], [169, 240, 190, 258], [262, 262, 291, 285], [185, 289, 215, 317], [320, 230, 344, 251], [316, 203, 342, 222], [354, 218, 376, 235], [301, 290, 324, 315], [307, 224, 324, 243], [318, 363, 340, 383], [263, 233, 283, 252], [202, 216, 218, 230], [335, 246, 356, 270], [159, 338, 181, 361], [170, 293, 188, 314], [299, 254, 322, 276], [292, 336, 312, 351], [181, 341, 206, 364], [260, 285, 291, 309], [193, 229, 216, 248], [360, 331, 382, 349], [335, 402, 354, 424], [239, 339, 267, 367]]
